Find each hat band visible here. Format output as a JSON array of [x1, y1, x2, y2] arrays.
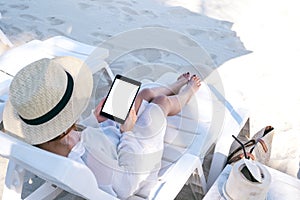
[[19, 71, 74, 125]]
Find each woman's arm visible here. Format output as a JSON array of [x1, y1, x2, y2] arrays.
[[120, 109, 137, 133], [95, 97, 137, 133], [78, 98, 107, 128], [94, 98, 108, 123]]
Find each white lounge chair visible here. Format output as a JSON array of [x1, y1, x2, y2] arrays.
[[0, 36, 249, 199]]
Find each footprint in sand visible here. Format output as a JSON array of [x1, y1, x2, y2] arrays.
[[209, 53, 217, 60], [0, 10, 7, 16], [20, 14, 41, 22], [140, 10, 158, 18], [121, 7, 138, 15], [9, 4, 29, 10], [178, 35, 199, 47], [186, 28, 225, 41], [47, 28, 66, 36], [78, 3, 93, 10], [107, 5, 119, 13], [116, 1, 132, 6], [168, 7, 196, 17], [9, 26, 22, 34], [47, 17, 65, 25], [24, 26, 44, 39], [132, 50, 162, 62], [97, 0, 111, 3], [219, 20, 233, 30], [121, 14, 133, 22], [124, 65, 153, 79], [92, 40, 106, 46], [186, 28, 205, 36], [90, 32, 112, 40]]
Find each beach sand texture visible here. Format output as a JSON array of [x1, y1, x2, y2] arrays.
[[1, 0, 300, 199]]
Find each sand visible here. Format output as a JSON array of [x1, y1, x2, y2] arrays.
[[0, 0, 300, 199]]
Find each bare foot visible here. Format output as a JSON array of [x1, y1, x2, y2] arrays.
[[179, 74, 201, 105], [187, 74, 201, 92], [177, 72, 190, 83], [168, 72, 190, 94]]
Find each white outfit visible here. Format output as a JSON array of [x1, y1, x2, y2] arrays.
[[68, 101, 167, 199]]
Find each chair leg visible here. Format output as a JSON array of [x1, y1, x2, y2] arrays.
[[3, 160, 63, 200], [2, 161, 25, 200], [207, 118, 251, 189], [2, 184, 22, 200], [206, 152, 227, 189], [196, 163, 207, 194], [187, 163, 208, 199], [24, 182, 63, 200]]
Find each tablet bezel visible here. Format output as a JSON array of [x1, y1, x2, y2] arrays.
[[100, 74, 141, 124]]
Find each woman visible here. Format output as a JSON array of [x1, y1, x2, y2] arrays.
[[3, 56, 201, 199]]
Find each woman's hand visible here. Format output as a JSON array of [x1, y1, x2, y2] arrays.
[[120, 109, 137, 133], [94, 98, 108, 123]]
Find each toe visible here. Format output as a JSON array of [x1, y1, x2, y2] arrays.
[[184, 72, 190, 79]]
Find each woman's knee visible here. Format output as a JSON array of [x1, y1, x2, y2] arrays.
[[152, 95, 181, 116], [151, 95, 171, 112], [139, 88, 155, 101]]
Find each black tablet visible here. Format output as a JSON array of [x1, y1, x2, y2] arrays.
[[100, 74, 141, 124]]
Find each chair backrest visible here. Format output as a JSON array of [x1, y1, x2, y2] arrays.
[[0, 40, 53, 76], [0, 36, 118, 199]]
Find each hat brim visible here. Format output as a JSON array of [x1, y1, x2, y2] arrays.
[[3, 56, 93, 145]]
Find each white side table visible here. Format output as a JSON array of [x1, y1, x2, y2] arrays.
[[203, 164, 300, 199]]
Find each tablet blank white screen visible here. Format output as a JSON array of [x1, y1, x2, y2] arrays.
[[102, 79, 139, 120]]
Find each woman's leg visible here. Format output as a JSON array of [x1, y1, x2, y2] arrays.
[[134, 72, 190, 112], [151, 75, 201, 116]]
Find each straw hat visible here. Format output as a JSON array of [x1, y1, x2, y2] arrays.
[[3, 56, 93, 145]]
